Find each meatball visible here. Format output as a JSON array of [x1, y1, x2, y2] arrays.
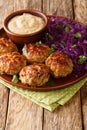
[[22, 43, 50, 63], [0, 38, 18, 56], [0, 52, 26, 75], [19, 64, 50, 87], [45, 52, 73, 78]]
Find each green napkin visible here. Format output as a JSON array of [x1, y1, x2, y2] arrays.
[[0, 77, 87, 112]]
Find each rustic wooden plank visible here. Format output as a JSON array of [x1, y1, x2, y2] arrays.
[[74, 1, 87, 129], [0, 1, 14, 130], [4, 0, 43, 130], [43, 0, 83, 129], [0, 0, 14, 27], [74, 0, 87, 25], [13, 0, 42, 11], [5, 91, 43, 130], [43, 92, 82, 130], [80, 83, 87, 130], [0, 83, 8, 130], [43, 0, 73, 18]]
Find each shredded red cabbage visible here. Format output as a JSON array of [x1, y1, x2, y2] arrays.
[[43, 16, 87, 77]]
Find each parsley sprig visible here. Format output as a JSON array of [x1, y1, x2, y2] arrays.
[[64, 24, 71, 32], [48, 44, 56, 55], [12, 75, 19, 83], [78, 55, 87, 64], [73, 32, 81, 38]]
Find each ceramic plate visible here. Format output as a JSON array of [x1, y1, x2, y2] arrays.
[[0, 28, 87, 91]]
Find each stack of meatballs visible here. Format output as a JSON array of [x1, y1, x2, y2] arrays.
[[0, 37, 73, 87]]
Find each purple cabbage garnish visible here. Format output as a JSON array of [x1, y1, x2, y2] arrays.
[[43, 16, 87, 77]]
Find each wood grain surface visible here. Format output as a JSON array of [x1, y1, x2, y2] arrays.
[[74, 0, 87, 25], [81, 83, 87, 130], [43, 0, 73, 18], [0, 84, 8, 130], [0, 0, 87, 130], [44, 92, 82, 130], [5, 91, 43, 130]]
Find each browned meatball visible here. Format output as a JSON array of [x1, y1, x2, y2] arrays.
[[22, 43, 50, 63], [19, 64, 50, 87], [45, 52, 73, 78], [0, 52, 26, 75], [0, 38, 18, 55]]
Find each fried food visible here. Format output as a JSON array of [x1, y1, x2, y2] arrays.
[[45, 52, 73, 78], [19, 64, 50, 87], [0, 52, 26, 75], [22, 43, 50, 63], [0, 38, 18, 55]]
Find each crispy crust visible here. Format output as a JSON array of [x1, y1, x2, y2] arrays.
[[0, 38, 18, 55], [22, 43, 50, 63], [0, 52, 26, 75], [19, 64, 50, 86], [45, 52, 73, 78]]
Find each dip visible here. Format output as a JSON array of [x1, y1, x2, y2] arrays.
[[7, 13, 45, 34]]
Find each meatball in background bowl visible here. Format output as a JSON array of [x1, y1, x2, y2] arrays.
[[3, 9, 48, 46]]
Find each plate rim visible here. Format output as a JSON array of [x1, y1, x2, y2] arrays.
[[0, 72, 87, 91]]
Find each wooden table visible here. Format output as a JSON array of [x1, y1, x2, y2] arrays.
[[0, 0, 87, 130]]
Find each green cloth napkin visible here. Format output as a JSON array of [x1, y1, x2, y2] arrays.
[[0, 77, 87, 112]]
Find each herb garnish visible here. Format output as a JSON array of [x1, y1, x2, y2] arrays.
[[78, 55, 87, 64], [71, 44, 77, 48], [46, 79, 55, 86], [46, 33, 53, 40], [55, 25, 60, 30], [73, 32, 81, 38], [48, 44, 56, 55], [12, 75, 19, 83], [22, 47, 28, 57], [65, 24, 71, 32], [36, 41, 42, 46]]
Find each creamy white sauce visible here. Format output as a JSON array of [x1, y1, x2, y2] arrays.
[[7, 13, 45, 34]]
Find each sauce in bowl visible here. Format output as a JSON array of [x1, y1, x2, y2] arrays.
[[7, 13, 45, 34]]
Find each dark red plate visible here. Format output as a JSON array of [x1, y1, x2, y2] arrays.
[[0, 28, 87, 91]]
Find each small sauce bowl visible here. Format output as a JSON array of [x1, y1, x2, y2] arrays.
[[3, 9, 47, 46]]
